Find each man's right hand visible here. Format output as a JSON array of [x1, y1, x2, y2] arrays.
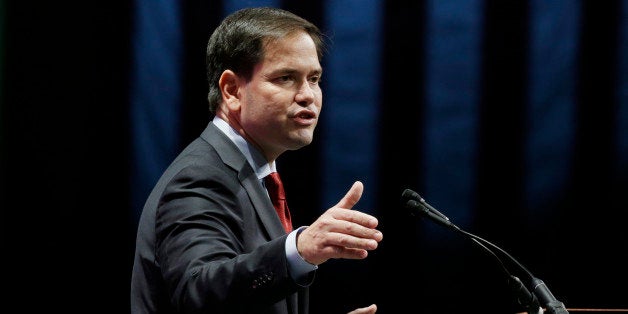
[[296, 181, 383, 266]]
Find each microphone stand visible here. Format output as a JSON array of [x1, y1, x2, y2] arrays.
[[469, 237, 542, 314], [402, 189, 569, 314]]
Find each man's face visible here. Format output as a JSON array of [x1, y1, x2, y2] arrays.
[[238, 31, 323, 160]]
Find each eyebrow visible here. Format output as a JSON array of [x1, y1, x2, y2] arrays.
[[271, 68, 323, 76]]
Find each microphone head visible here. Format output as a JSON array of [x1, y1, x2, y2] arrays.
[[404, 199, 427, 217], [401, 188, 421, 201]]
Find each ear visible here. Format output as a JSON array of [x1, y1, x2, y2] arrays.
[[219, 70, 242, 112]]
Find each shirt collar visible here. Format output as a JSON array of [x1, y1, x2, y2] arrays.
[[212, 116, 276, 180]]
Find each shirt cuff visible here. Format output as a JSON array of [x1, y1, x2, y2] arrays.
[[285, 226, 318, 285]]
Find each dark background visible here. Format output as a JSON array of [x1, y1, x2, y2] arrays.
[[2, 1, 627, 313]]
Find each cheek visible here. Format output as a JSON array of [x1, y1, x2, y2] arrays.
[[315, 90, 323, 109], [242, 98, 281, 124]]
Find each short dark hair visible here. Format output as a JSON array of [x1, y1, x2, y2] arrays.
[[205, 7, 327, 114]]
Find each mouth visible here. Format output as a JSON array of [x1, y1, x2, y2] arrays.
[[293, 109, 317, 125], [296, 110, 316, 119]]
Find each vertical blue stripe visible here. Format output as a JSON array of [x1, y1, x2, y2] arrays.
[[424, 0, 483, 226], [617, 0, 628, 174], [130, 0, 183, 221], [321, 0, 382, 213], [224, 0, 280, 15], [525, 0, 579, 213]]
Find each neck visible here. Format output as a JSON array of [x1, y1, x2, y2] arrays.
[[215, 110, 279, 163]]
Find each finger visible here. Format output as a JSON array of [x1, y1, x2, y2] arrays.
[[328, 246, 370, 260], [326, 218, 382, 241], [329, 207, 379, 229], [326, 231, 380, 251], [347, 304, 377, 314], [334, 181, 363, 209]]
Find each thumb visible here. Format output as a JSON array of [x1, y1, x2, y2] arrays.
[[335, 181, 363, 209]]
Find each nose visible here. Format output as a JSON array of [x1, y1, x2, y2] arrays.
[[295, 81, 315, 106]]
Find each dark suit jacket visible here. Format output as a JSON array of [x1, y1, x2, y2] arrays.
[[131, 122, 310, 314]]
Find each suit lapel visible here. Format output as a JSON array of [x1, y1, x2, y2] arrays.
[[201, 123, 286, 239]]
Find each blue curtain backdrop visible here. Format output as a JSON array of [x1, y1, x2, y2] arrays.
[[1, 0, 627, 313]]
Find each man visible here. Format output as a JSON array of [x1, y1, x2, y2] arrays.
[[131, 7, 383, 314]]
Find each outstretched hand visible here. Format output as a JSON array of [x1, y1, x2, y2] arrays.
[[296, 181, 383, 266]]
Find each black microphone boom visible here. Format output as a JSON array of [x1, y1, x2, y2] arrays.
[[401, 189, 568, 314]]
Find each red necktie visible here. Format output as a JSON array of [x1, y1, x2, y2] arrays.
[[265, 172, 293, 233]]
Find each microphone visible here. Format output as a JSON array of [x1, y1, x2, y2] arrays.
[[401, 189, 568, 314], [402, 189, 450, 221], [404, 199, 456, 230]]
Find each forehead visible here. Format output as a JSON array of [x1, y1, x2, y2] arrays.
[[259, 31, 321, 71]]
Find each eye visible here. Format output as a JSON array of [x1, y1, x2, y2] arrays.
[[308, 75, 321, 85], [275, 75, 293, 83]]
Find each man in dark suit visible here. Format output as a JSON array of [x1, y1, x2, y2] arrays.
[[131, 7, 383, 314]]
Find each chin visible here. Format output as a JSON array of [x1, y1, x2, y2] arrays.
[[287, 133, 314, 149]]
